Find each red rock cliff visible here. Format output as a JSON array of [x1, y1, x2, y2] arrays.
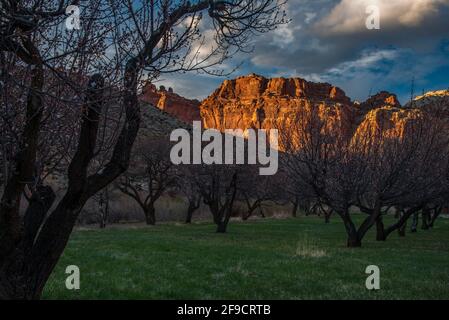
[[200, 74, 355, 138], [139, 82, 201, 124]]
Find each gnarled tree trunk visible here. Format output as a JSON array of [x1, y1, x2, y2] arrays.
[[99, 187, 110, 229], [398, 223, 406, 237], [376, 215, 386, 241], [339, 211, 362, 248], [421, 208, 430, 230], [291, 196, 299, 218], [145, 204, 156, 226], [429, 207, 442, 228], [410, 212, 419, 233], [0, 61, 140, 299]]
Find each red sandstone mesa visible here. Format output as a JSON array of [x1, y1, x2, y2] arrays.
[[199, 74, 355, 142]]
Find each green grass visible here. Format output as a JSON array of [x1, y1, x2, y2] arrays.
[[43, 215, 449, 299]]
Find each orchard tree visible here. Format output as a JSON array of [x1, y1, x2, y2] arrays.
[[280, 104, 366, 247], [191, 164, 239, 233], [178, 167, 202, 224], [281, 104, 383, 247], [239, 165, 276, 220], [0, 0, 287, 299], [118, 139, 177, 225], [282, 104, 449, 247], [375, 117, 449, 240]]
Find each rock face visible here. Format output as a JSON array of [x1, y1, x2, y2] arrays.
[[198, 75, 449, 153], [200, 74, 354, 136], [139, 82, 201, 124], [352, 106, 424, 146], [358, 91, 401, 115], [405, 90, 449, 116], [137, 75, 447, 155]]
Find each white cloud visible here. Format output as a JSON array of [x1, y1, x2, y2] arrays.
[[326, 49, 398, 75], [302, 48, 399, 85], [271, 23, 297, 48]]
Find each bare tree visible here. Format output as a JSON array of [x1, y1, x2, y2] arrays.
[[185, 192, 202, 224], [238, 166, 276, 220], [372, 113, 449, 240], [280, 104, 369, 246], [0, 0, 287, 299], [178, 168, 202, 224], [118, 139, 177, 225], [282, 102, 449, 247], [191, 164, 239, 233]]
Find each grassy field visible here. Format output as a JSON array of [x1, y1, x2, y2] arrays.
[[43, 215, 449, 300]]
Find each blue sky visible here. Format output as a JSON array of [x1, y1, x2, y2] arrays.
[[158, 0, 449, 104]]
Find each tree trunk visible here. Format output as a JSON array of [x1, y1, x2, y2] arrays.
[[356, 204, 381, 244], [258, 205, 265, 219], [347, 234, 362, 247], [0, 60, 44, 261], [214, 173, 237, 233], [243, 204, 257, 221], [0, 184, 56, 300], [216, 221, 228, 233], [0, 254, 34, 299], [410, 212, 418, 233], [398, 222, 406, 237], [185, 200, 199, 224], [23, 185, 56, 248], [324, 209, 332, 224], [382, 206, 421, 240], [429, 207, 442, 228], [209, 201, 221, 226], [99, 216, 107, 229], [421, 209, 430, 230], [0, 59, 140, 299], [300, 199, 311, 216], [376, 215, 386, 241], [216, 204, 233, 234], [185, 207, 194, 224], [145, 205, 156, 225], [99, 187, 109, 229], [291, 197, 299, 218], [340, 203, 380, 247], [339, 211, 362, 247], [1, 143, 9, 184], [22, 70, 139, 299], [393, 208, 406, 237], [0, 74, 108, 300], [346, 220, 361, 247], [0, 55, 47, 300]]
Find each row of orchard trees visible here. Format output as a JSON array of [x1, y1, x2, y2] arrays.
[[116, 102, 449, 249], [117, 136, 284, 232], [280, 104, 449, 247]]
